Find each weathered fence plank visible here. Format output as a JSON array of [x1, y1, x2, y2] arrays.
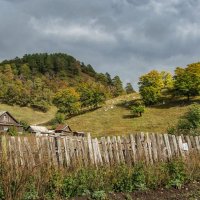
[[1, 133, 199, 169]]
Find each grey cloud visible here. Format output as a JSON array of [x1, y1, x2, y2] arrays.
[[1, 0, 200, 89]]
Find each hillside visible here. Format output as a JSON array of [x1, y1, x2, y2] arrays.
[[0, 53, 124, 112], [0, 103, 57, 125], [67, 94, 200, 137]]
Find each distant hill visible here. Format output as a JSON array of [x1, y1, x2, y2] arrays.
[[0, 53, 124, 112]]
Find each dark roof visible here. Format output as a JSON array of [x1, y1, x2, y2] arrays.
[[55, 124, 72, 132], [0, 111, 22, 126]]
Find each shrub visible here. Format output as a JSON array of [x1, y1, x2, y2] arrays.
[[7, 126, 18, 136], [167, 103, 200, 136], [130, 105, 145, 117], [22, 178, 38, 200], [91, 190, 107, 200], [164, 159, 186, 189], [113, 165, 133, 192], [131, 164, 146, 191]]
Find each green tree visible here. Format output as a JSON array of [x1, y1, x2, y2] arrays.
[[174, 63, 200, 101], [125, 83, 135, 94], [131, 105, 145, 117], [138, 70, 164, 105], [78, 83, 106, 109], [112, 76, 124, 97], [53, 88, 80, 116]]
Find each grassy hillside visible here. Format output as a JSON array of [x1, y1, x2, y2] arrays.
[[0, 94, 199, 136], [67, 94, 200, 137], [0, 104, 57, 125]]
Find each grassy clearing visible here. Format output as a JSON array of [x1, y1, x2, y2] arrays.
[[0, 103, 57, 125], [67, 94, 200, 137]]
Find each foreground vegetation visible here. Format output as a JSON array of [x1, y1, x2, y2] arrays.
[[0, 152, 199, 200]]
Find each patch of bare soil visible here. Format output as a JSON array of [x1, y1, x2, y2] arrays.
[[70, 181, 200, 200]]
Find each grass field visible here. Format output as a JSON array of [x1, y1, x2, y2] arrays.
[[0, 94, 199, 137], [0, 103, 57, 125], [67, 94, 200, 137]]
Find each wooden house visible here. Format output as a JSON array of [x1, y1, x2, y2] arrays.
[[27, 125, 49, 135], [55, 124, 72, 135], [0, 111, 23, 133]]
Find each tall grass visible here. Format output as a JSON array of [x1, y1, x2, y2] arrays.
[[0, 151, 199, 200]]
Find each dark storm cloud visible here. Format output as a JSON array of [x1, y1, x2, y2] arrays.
[[1, 0, 200, 88]]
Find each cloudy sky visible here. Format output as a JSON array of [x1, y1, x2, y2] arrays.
[[1, 0, 200, 88]]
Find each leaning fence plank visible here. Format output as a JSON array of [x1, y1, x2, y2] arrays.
[[87, 133, 94, 165], [112, 136, 120, 163], [195, 136, 200, 153], [117, 136, 125, 163], [18, 137, 24, 166], [101, 137, 110, 165], [11, 137, 19, 169], [36, 137, 42, 163], [141, 133, 149, 164], [177, 136, 185, 158], [63, 137, 70, 166], [150, 133, 158, 162], [56, 137, 63, 166], [163, 134, 172, 159], [92, 139, 98, 166], [146, 133, 153, 164], [24, 137, 35, 167], [107, 136, 114, 165], [1, 136, 7, 160], [49, 137, 58, 166], [95, 138, 103, 165], [130, 134, 137, 163], [136, 133, 144, 161]]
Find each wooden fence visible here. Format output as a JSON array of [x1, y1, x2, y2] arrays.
[[0, 133, 200, 169]]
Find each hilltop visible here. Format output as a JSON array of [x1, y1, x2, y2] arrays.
[[0, 53, 124, 112]]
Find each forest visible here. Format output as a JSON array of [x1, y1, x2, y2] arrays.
[[0, 53, 127, 113]]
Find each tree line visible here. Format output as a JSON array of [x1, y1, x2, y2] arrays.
[[138, 62, 200, 105], [0, 53, 135, 114]]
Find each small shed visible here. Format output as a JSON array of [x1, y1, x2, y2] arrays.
[[28, 125, 49, 135], [0, 111, 23, 133], [55, 124, 72, 134]]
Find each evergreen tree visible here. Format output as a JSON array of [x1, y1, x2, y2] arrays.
[[112, 76, 124, 97], [125, 83, 135, 94]]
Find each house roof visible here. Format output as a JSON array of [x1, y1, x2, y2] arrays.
[[29, 125, 49, 133], [55, 124, 72, 132], [0, 111, 6, 116], [0, 111, 22, 125]]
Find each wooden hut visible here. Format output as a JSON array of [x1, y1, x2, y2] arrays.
[[27, 125, 49, 135], [0, 111, 23, 133], [55, 124, 72, 135]]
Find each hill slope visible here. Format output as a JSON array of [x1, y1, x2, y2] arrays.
[[0, 53, 123, 112], [0, 103, 57, 125], [67, 94, 200, 137]]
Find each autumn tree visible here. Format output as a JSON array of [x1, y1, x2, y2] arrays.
[[78, 82, 106, 109], [138, 70, 164, 105], [174, 63, 200, 101], [53, 88, 80, 116]]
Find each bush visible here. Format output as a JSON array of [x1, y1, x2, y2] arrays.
[[131, 164, 146, 191], [7, 126, 18, 136], [164, 159, 186, 189], [167, 103, 200, 136], [91, 190, 107, 200], [131, 105, 145, 117]]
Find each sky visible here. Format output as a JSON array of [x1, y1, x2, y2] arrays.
[[1, 0, 200, 89]]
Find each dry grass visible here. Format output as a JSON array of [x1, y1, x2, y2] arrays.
[[67, 94, 200, 137], [0, 104, 57, 125]]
